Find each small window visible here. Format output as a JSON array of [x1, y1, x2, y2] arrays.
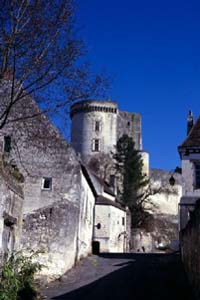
[[92, 139, 100, 152], [94, 121, 101, 132], [122, 217, 125, 226], [42, 177, 52, 190], [195, 164, 200, 189], [4, 136, 11, 153]]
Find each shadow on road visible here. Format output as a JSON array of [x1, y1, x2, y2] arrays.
[[51, 253, 195, 300]]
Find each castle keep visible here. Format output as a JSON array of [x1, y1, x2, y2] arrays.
[[70, 100, 148, 176]]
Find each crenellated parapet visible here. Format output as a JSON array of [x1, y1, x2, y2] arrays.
[[70, 100, 118, 118]]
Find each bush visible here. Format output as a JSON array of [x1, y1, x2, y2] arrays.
[[0, 251, 43, 300]]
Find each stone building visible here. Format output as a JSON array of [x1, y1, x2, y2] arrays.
[[0, 81, 131, 280], [82, 165, 130, 253], [70, 99, 149, 179], [0, 79, 97, 279], [0, 157, 24, 257], [178, 111, 200, 230], [70, 99, 182, 252]]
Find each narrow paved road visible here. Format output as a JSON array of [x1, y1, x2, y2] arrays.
[[42, 253, 195, 300]]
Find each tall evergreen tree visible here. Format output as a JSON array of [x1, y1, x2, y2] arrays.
[[114, 134, 149, 228]]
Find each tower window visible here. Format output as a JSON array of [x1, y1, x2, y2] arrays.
[[42, 177, 52, 190], [195, 163, 200, 189], [92, 139, 100, 152], [94, 120, 101, 132], [4, 136, 11, 153]]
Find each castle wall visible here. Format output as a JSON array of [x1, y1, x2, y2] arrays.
[[140, 151, 149, 176], [130, 169, 182, 252], [117, 111, 142, 150], [71, 101, 118, 159]]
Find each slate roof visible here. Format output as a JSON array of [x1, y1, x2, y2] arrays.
[[179, 116, 200, 149], [96, 196, 127, 211], [81, 164, 115, 197]]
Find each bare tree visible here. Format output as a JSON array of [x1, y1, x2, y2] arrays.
[[0, 0, 109, 130]]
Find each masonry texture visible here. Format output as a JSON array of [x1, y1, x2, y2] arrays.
[[0, 159, 24, 257], [131, 169, 183, 252], [180, 199, 200, 299], [0, 80, 96, 279]]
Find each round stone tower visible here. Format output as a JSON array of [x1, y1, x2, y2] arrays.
[[70, 100, 118, 161]]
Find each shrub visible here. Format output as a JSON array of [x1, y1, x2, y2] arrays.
[[0, 251, 43, 300]]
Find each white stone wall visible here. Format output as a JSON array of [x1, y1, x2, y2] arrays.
[[148, 182, 182, 216], [71, 101, 118, 159], [94, 205, 127, 253], [0, 170, 23, 255], [77, 170, 95, 260]]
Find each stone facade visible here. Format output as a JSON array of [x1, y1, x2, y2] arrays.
[[117, 111, 142, 150], [178, 114, 200, 230], [70, 100, 147, 164], [131, 169, 183, 252], [180, 199, 200, 299], [94, 204, 127, 252], [21, 169, 95, 280], [70, 99, 149, 185], [0, 159, 24, 257], [0, 81, 96, 279], [83, 166, 130, 253], [71, 100, 118, 160]]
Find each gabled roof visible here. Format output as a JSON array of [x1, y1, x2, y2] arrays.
[[81, 164, 115, 197], [96, 196, 127, 211], [179, 116, 200, 149]]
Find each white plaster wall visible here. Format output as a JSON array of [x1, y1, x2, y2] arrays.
[[77, 171, 95, 259], [94, 205, 126, 253]]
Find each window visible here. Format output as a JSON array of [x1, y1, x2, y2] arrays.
[[92, 139, 100, 152], [42, 177, 52, 190], [4, 136, 11, 153], [122, 217, 125, 226], [195, 164, 200, 189], [94, 120, 101, 132]]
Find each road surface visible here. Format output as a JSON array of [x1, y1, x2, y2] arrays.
[[42, 253, 195, 300]]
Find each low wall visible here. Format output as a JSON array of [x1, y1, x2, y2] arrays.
[[180, 199, 200, 299], [21, 200, 80, 281]]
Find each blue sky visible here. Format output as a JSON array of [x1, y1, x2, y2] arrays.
[[76, 0, 200, 170]]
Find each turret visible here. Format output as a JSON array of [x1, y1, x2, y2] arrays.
[[70, 100, 118, 160]]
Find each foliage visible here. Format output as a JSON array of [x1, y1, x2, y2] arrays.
[[114, 134, 149, 228], [0, 251, 43, 300]]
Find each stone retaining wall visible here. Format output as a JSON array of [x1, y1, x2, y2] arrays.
[[180, 199, 200, 299]]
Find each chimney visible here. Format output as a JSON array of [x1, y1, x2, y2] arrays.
[[187, 110, 193, 135]]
